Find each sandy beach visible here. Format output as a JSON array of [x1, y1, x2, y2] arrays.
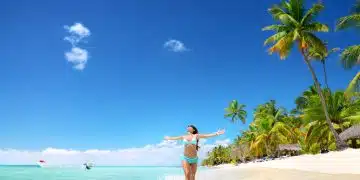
[[167, 149, 360, 180], [197, 167, 360, 180]]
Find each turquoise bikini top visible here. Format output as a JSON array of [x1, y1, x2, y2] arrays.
[[183, 135, 198, 145]]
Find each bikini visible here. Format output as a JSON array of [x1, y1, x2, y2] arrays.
[[181, 135, 198, 164]]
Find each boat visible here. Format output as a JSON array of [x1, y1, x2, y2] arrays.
[[36, 160, 46, 168], [83, 162, 94, 170]]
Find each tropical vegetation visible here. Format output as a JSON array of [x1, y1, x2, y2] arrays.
[[202, 0, 360, 166]]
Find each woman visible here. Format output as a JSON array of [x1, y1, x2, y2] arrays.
[[164, 125, 225, 180]]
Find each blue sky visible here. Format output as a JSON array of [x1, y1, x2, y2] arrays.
[[0, 0, 359, 164]]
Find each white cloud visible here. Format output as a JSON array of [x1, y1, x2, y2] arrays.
[[214, 139, 231, 147], [0, 139, 230, 166], [164, 39, 188, 52], [64, 23, 91, 46], [64, 22, 91, 70], [42, 148, 80, 155], [64, 47, 88, 70]]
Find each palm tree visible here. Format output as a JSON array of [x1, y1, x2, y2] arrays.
[[309, 46, 340, 89], [250, 101, 297, 157], [336, 0, 360, 69], [304, 91, 360, 151], [224, 100, 247, 124], [203, 146, 232, 166], [263, 0, 348, 149]]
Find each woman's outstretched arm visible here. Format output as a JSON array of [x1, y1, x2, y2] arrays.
[[198, 129, 225, 139], [164, 135, 184, 140]]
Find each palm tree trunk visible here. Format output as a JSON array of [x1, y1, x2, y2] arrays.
[[301, 50, 348, 150], [322, 62, 329, 90], [351, 139, 357, 148]]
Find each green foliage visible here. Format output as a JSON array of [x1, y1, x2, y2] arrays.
[[340, 45, 360, 69], [224, 100, 247, 124], [203, 0, 360, 167], [336, 1, 360, 70], [250, 100, 299, 157], [201, 146, 232, 166], [345, 72, 360, 97], [203, 88, 360, 166], [309, 143, 320, 154], [263, 0, 328, 59]]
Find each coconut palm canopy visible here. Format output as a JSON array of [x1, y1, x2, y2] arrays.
[[224, 100, 247, 124], [263, 0, 328, 59], [336, 0, 360, 69]]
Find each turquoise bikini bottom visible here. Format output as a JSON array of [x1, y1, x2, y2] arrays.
[[181, 155, 198, 164]]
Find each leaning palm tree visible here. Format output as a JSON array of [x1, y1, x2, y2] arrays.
[[336, 0, 360, 69], [263, 0, 348, 149], [309, 46, 340, 89], [224, 100, 247, 124]]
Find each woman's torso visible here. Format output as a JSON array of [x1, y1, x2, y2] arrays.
[[183, 135, 198, 158]]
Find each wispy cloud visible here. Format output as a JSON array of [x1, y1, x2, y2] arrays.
[[164, 39, 188, 52], [0, 139, 229, 166], [64, 23, 91, 70]]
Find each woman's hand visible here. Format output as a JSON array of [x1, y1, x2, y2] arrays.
[[164, 136, 170, 140], [216, 129, 225, 135], [198, 129, 225, 139]]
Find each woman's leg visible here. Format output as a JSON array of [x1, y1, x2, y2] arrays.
[[182, 160, 191, 180], [189, 163, 197, 180]]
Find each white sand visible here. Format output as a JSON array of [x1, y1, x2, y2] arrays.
[[163, 148, 360, 180], [216, 148, 360, 174]]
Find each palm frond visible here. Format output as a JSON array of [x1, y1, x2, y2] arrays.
[[340, 45, 360, 69], [288, 0, 305, 22], [352, 0, 360, 13], [262, 24, 289, 32], [268, 5, 299, 27], [308, 46, 339, 63], [308, 47, 326, 61], [345, 72, 360, 96], [302, 32, 327, 54], [301, 3, 324, 24], [268, 31, 295, 59], [336, 14, 360, 31], [304, 22, 329, 32], [344, 112, 360, 125]]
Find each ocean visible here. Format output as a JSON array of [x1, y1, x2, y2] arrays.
[[0, 165, 200, 180]]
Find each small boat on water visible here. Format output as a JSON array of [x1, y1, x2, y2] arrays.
[[36, 160, 46, 168], [83, 162, 94, 170]]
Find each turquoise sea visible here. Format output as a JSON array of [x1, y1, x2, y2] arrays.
[[0, 165, 201, 180]]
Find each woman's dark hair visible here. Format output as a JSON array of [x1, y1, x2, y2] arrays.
[[188, 125, 200, 151]]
